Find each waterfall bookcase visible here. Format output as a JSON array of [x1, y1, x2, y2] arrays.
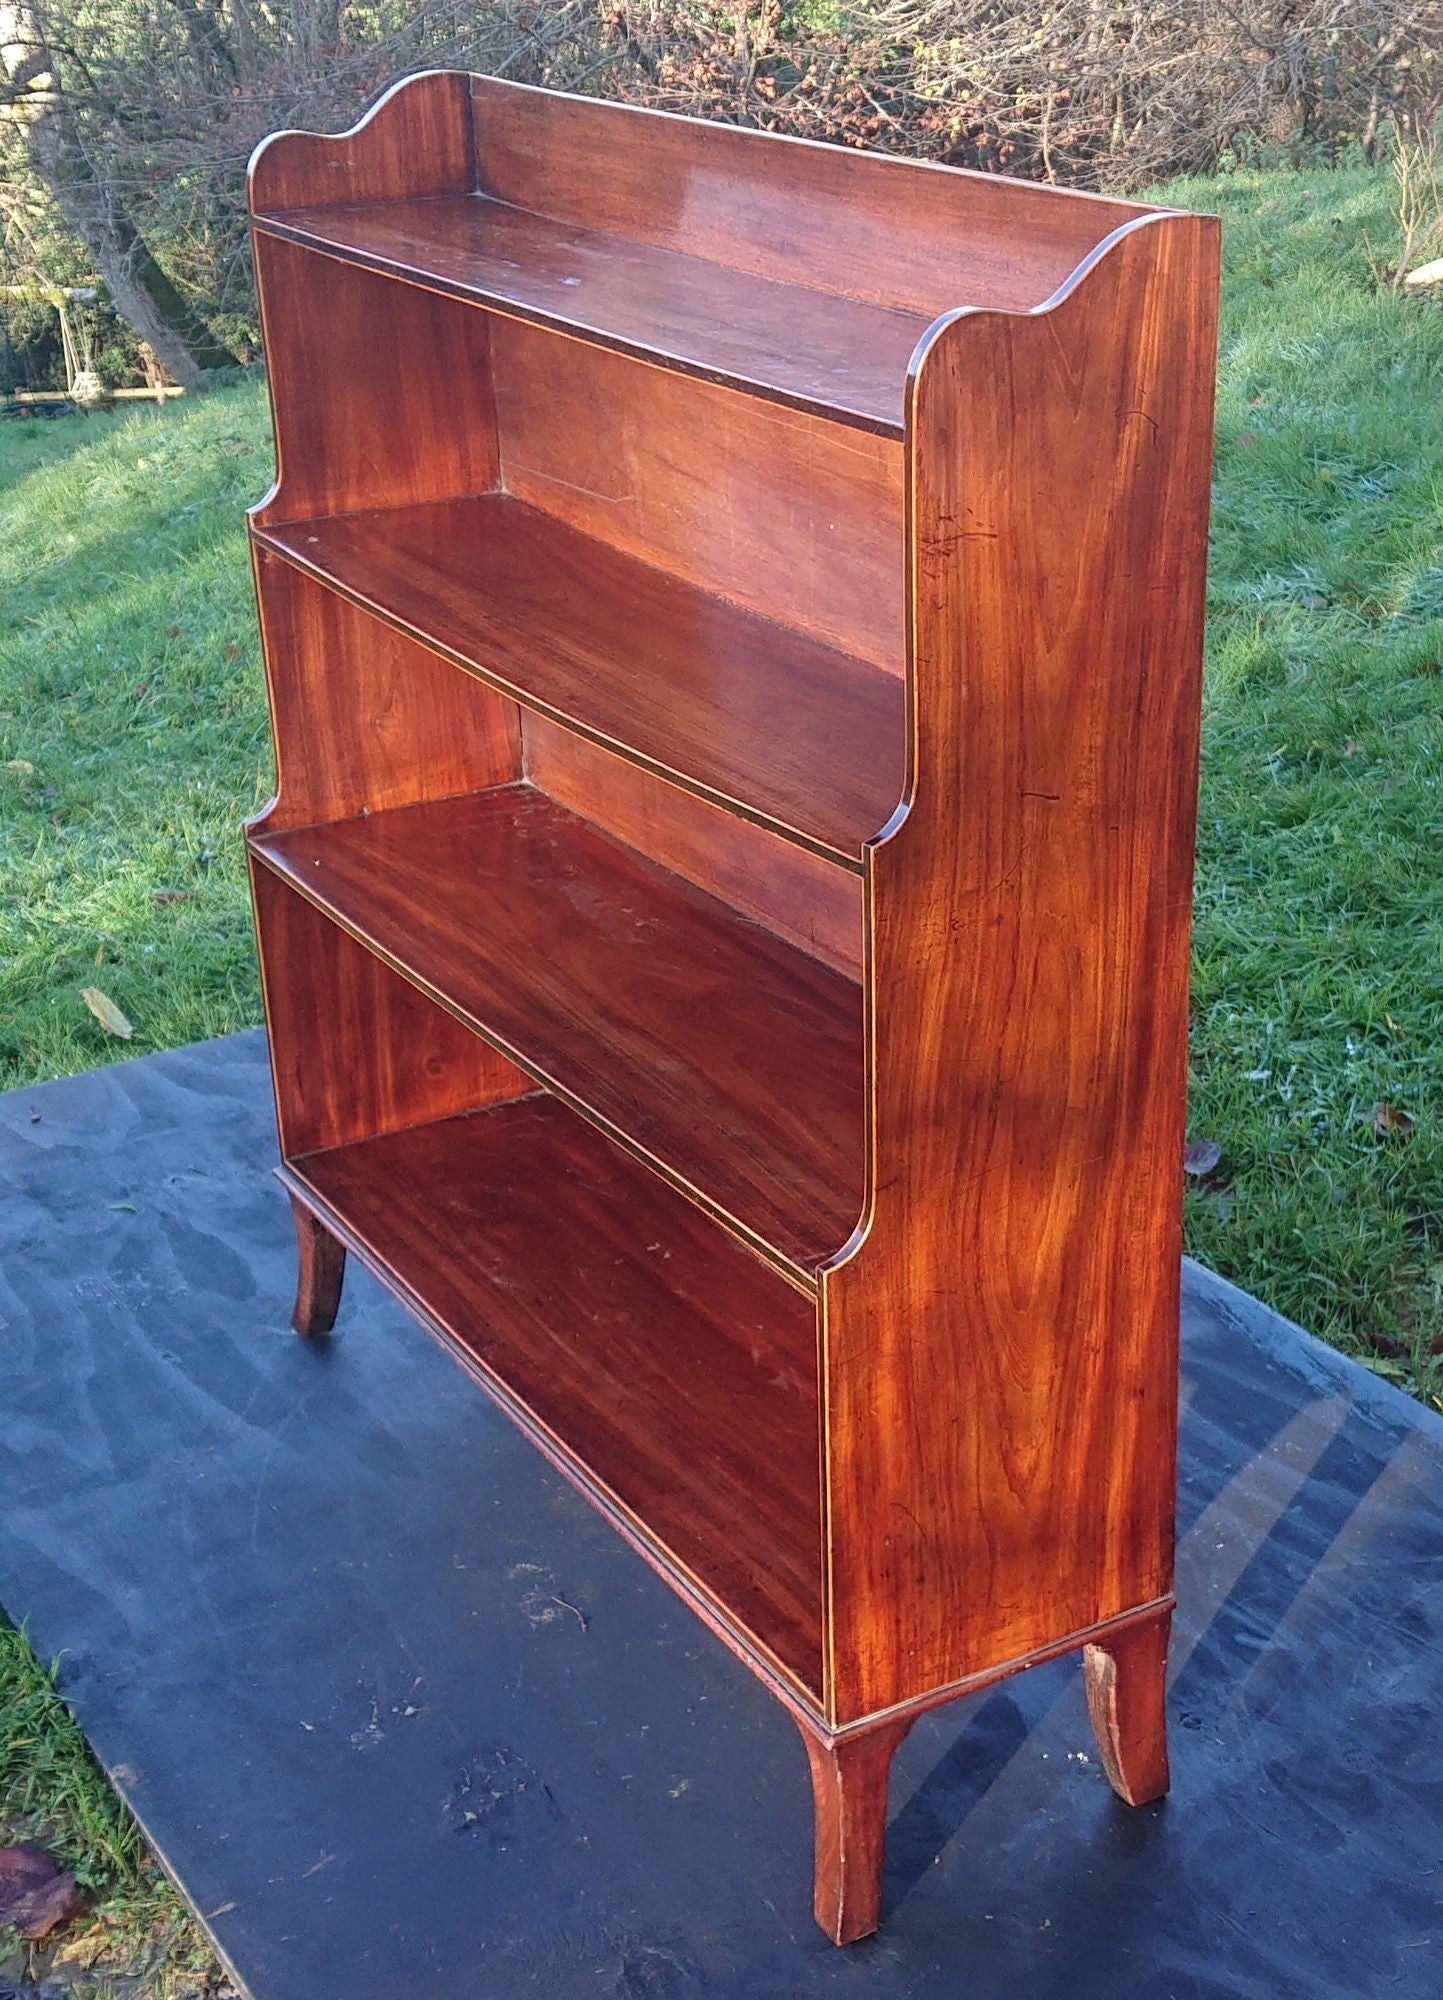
[[243, 71, 1219, 1945]]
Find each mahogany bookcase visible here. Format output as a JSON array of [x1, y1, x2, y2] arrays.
[[243, 71, 1218, 1944]]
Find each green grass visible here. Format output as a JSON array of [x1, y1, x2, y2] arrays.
[[0, 384, 274, 1078], [0, 160, 1439, 1989], [0, 1620, 221, 1994], [1156, 165, 1443, 1389]]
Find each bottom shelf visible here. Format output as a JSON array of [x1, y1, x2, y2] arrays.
[[288, 1094, 824, 1699]]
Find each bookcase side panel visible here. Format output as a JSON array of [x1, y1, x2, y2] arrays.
[[251, 863, 529, 1159], [250, 550, 522, 836], [250, 235, 501, 527], [248, 68, 474, 214], [821, 214, 1219, 1724]]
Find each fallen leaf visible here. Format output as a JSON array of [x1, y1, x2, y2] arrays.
[[164, 623, 181, 638], [1372, 1103, 1414, 1139], [81, 987, 133, 1038], [1183, 1137, 1223, 1178], [151, 889, 194, 904], [5, 758, 35, 775], [0, 1843, 85, 1940]]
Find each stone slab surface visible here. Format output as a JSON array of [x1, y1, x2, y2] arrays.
[[2, 1031, 1441, 1998]]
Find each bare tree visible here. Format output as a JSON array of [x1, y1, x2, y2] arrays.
[[1, 0, 239, 381]]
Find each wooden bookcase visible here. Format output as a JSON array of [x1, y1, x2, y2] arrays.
[[244, 71, 1218, 1944]]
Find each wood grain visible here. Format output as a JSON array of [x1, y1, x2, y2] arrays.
[[250, 786, 865, 1280], [249, 67, 474, 213], [245, 70, 1219, 1938], [523, 719, 863, 979], [470, 74, 1151, 317], [797, 1714, 912, 1944], [254, 494, 905, 865], [289, 1193, 345, 1336], [250, 232, 499, 527], [491, 319, 904, 673], [292, 1095, 824, 1694], [1083, 1608, 1171, 1806], [249, 859, 528, 1159], [253, 193, 929, 437], [821, 212, 1219, 1723], [249, 546, 521, 835]]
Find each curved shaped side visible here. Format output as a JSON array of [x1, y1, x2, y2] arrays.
[[819, 209, 1220, 1724], [247, 67, 473, 215]]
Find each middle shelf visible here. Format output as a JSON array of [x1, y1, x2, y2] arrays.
[[249, 783, 865, 1284], [252, 492, 906, 868]]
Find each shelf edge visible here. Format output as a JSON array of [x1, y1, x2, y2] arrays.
[[249, 214, 908, 443], [250, 523, 873, 877], [250, 835, 831, 1298]]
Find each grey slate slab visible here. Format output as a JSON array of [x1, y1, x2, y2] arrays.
[[2, 1030, 1441, 1998]]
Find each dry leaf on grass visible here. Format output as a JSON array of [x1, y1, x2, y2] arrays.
[[0, 1843, 85, 1940], [1183, 1137, 1223, 1178], [1372, 1103, 1415, 1139], [81, 987, 134, 1038]]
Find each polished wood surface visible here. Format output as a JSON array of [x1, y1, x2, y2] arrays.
[[246, 70, 1218, 1942], [251, 233, 499, 528], [821, 211, 1219, 1722], [254, 495, 904, 865], [524, 720, 864, 980], [249, 858, 527, 1160], [255, 192, 930, 438], [248, 67, 473, 213], [490, 320, 904, 674], [250, 547, 521, 835], [290, 1094, 824, 1694], [1083, 1608, 1172, 1806], [289, 1193, 345, 1336], [250, 786, 864, 1281], [797, 1714, 913, 1945], [469, 75, 1150, 319]]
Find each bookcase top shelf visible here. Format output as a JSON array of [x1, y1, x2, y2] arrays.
[[252, 194, 932, 438], [254, 496, 905, 867], [248, 70, 1162, 444]]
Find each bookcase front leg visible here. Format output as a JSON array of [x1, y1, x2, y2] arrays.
[[290, 1194, 346, 1337], [1082, 1609, 1171, 1807], [796, 1713, 912, 1945]]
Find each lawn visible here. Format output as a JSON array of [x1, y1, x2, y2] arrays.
[[1, 156, 1441, 1985]]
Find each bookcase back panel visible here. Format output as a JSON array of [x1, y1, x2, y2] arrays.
[[471, 76, 1151, 319], [252, 235, 500, 526], [491, 320, 904, 673], [252, 863, 528, 1158], [523, 718, 864, 979], [252, 552, 522, 833]]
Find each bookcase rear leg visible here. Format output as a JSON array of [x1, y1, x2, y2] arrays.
[[796, 1713, 912, 1945], [289, 1194, 346, 1337], [1082, 1609, 1171, 1806]]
